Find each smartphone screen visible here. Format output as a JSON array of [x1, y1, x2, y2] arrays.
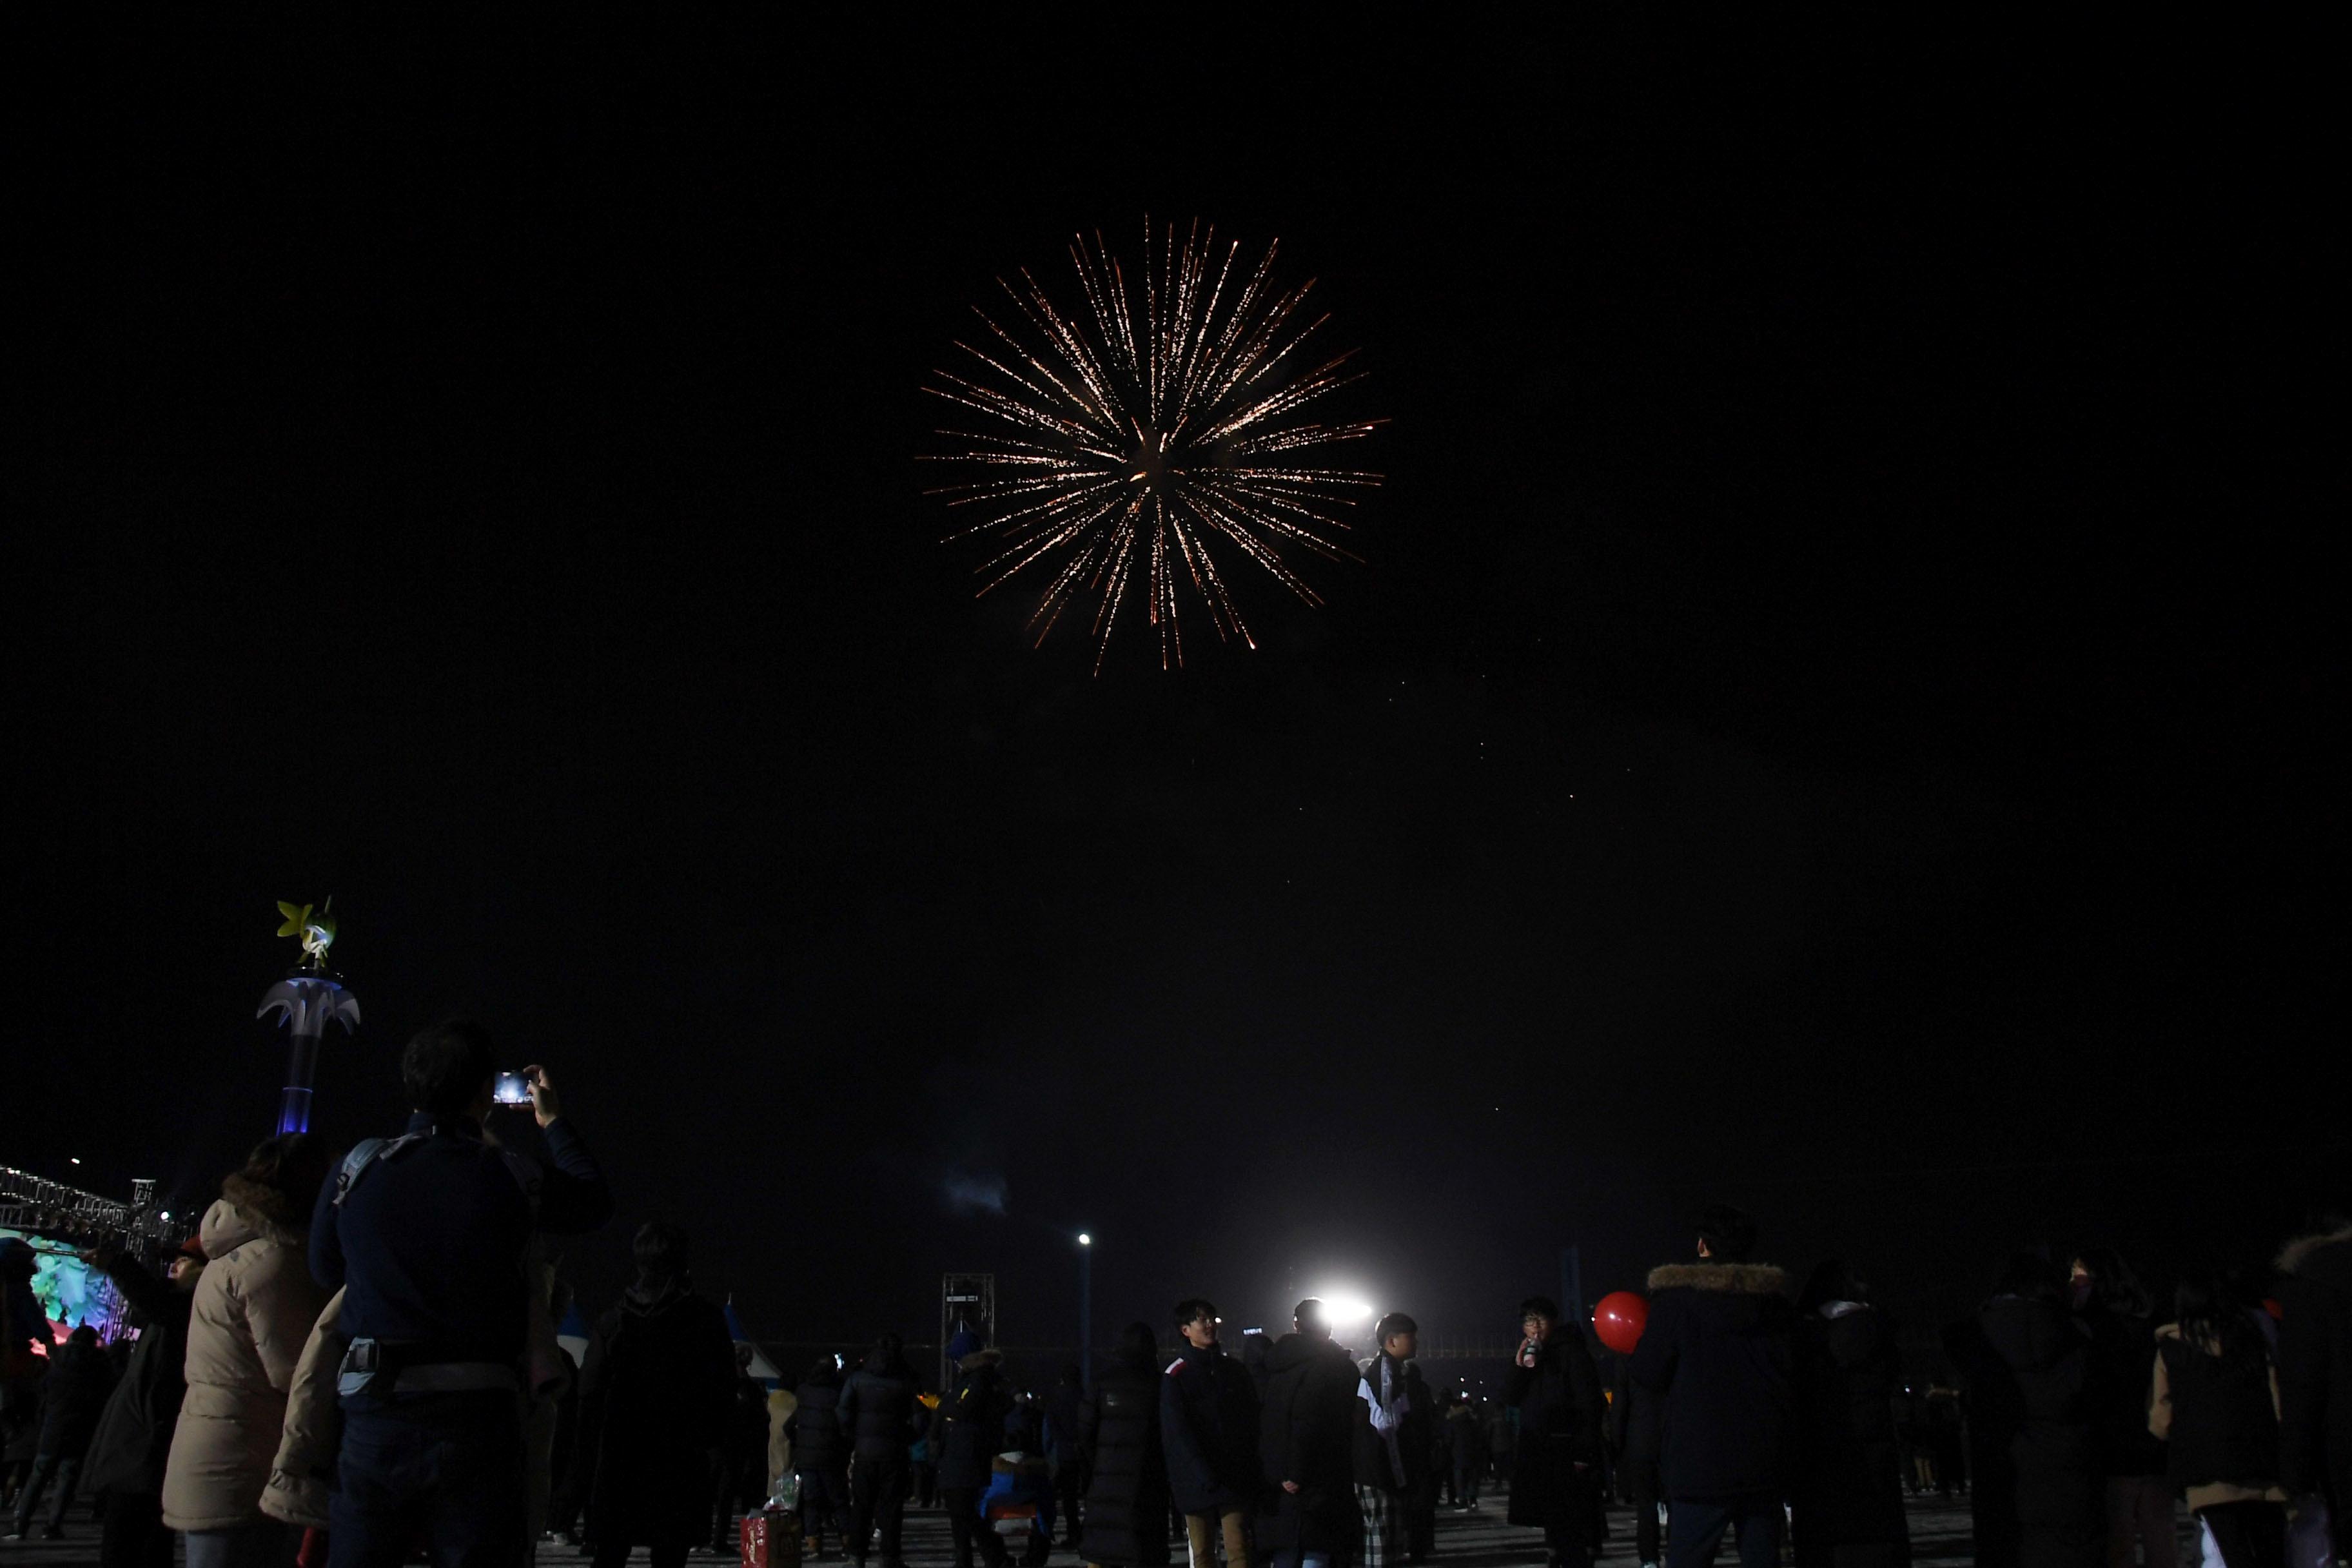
[[493, 1071, 531, 1105]]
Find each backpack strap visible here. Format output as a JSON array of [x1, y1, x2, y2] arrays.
[[331, 1132, 427, 1207]]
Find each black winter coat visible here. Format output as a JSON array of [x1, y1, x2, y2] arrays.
[[1506, 1334, 1604, 1529], [575, 1282, 739, 1549], [1079, 1354, 1171, 1566], [2276, 1224, 2352, 1517], [1791, 1305, 1910, 1565], [1254, 1333, 1358, 1556], [838, 1349, 920, 1465], [81, 1257, 196, 1497], [1629, 1261, 1796, 1501], [1442, 1402, 1488, 1468], [2080, 1304, 2166, 1478], [34, 1339, 117, 1458], [1945, 1294, 2101, 1568], [787, 1371, 845, 1471], [932, 1352, 1009, 1491], [1161, 1341, 1259, 1516]]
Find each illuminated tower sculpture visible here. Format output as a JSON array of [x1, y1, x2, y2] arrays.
[[257, 900, 360, 1135]]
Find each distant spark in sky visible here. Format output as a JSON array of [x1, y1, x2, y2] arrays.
[[923, 218, 1384, 671]]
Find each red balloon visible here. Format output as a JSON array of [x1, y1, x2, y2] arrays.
[[2264, 1297, 2284, 1322], [1593, 1291, 1649, 1355]]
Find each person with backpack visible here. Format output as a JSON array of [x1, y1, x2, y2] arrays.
[[308, 1021, 614, 1568]]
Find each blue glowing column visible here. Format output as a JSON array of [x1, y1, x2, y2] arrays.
[[258, 972, 360, 1134]]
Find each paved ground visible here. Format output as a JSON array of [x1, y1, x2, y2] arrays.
[[1, 1492, 2199, 1567]]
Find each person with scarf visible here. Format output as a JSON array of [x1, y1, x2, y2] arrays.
[[1353, 1313, 1435, 1568]]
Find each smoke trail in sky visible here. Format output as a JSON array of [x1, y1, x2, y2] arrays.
[[943, 1171, 1008, 1217]]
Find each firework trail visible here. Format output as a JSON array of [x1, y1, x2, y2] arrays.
[[923, 219, 1383, 671]]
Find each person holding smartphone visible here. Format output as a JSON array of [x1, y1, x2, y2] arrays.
[[309, 1020, 614, 1568]]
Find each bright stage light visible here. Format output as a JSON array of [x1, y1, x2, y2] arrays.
[[1315, 1293, 1373, 1331], [1078, 1232, 1092, 1246]]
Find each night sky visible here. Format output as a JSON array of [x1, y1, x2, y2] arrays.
[[14, 21, 2335, 1370]]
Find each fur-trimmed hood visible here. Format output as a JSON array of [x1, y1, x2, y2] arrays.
[[957, 1346, 1004, 1374], [2275, 1224, 2352, 1280], [1647, 1261, 1789, 1296], [220, 1173, 308, 1228], [197, 1189, 306, 1261]]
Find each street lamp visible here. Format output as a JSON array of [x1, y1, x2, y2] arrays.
[[1077, 1231, 1093, 1391]]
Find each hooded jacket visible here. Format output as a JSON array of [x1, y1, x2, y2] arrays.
[[1943, 1290, 2101, 1568], [1081, 1348, 1171, 1567], [837, 1344, 920, 1464], [787, 1365, 845, 1471], [1254, 1333, 1358, 1554], [574, 1276, 739, 1549], [161, 1183, 331, 1531], [2275, 1223, 2352, 1514], [1791, 1302, 1909, 1560], [79, 1255, 197, 1497], [932, 1349, 1008, 1491], [1630, 1260, 1796, 1500], [1160, 1339, 1260, 1516]]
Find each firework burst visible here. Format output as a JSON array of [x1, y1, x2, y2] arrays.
[[922, 218, 1383, 671]]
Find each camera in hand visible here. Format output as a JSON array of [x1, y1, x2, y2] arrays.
[[493, 1072, 532, 1106]]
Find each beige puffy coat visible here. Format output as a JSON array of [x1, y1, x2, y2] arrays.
[[259, 1289, 346, 1531], [161, 1184, 330, 1532]]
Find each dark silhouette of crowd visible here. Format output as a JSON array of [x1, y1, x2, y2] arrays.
[[5, 1028, 2348, 1568]]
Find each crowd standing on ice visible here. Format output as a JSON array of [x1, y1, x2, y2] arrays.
[[4, 1021, 2347, 1568]]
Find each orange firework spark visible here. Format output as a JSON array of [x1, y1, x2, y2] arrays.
[[922, 218, 1384, 671]]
